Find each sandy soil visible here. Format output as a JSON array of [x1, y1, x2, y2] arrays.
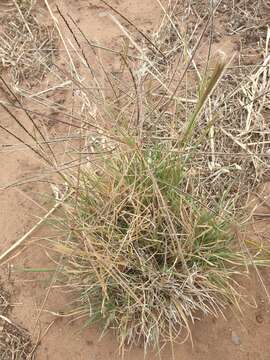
[[0, 1, 270, 359]]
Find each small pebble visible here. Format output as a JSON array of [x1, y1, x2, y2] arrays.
[[231, 331, 241, 345], [256, 314, 264, 324], [265, 149, 270, 157]]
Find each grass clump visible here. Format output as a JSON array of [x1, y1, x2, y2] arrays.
[[55, 138, 246, 351]]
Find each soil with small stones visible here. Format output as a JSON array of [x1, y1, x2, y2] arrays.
[[0, 283, 35, 360], [0, 1, 270, 360]]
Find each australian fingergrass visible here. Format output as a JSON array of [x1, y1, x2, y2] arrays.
[[55, 136, 245, 352], [1, 0, 270, 355]]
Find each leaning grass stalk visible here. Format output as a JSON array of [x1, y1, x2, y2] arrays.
[[0, 76, 58, 165], [44, 0, 78, 78], [0, 192, 72, 264], [146, 12, 211, 125], [100, 0, 165, 59], [180, 57, 227, 147], [0, 99, 120, 142], [0, 119, 50, 165], [12, 0, 33, 38]]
